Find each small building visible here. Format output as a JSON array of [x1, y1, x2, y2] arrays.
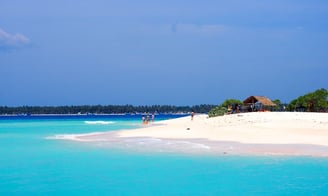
[[243, 96, 276, 112]]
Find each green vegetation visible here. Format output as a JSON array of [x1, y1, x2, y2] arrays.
[[1, 88, 327, 116], [208, 98, 242, 117], [208, 107, 227, 117], [0, 104, 216, 115], [220, 99, 243, 108], [287, 88, 328, 112], [272, 99, 283, 111], [208, 88, 328, 118]]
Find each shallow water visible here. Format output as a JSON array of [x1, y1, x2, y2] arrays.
[[1, 115, 328, 195]]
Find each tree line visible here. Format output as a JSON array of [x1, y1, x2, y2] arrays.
[[1, 88, 327, 115], [208, 88, 328, 117], [287, 88, 328, 112], [0, 104, 217, 115]]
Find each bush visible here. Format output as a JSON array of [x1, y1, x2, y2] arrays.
[[208, 107, 227, 117], [288, 88, 328, 112], [221, 99, 242, 108]]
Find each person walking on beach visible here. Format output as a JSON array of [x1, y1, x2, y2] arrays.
[[191, 111, 195, 121]]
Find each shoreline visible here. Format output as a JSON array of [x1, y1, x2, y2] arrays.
[[55, 133, 328, 157], [59, 112, 328, 157], [0, 113, 189, 117]]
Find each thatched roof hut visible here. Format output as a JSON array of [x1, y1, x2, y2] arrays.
[[243, 96, 276, 111], [243, 96, 276, 106]]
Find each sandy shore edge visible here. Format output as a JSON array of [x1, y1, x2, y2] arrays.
[[65, 112, 328, 156]]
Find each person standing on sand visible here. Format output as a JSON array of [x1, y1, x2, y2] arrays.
[[146, 114, 150, 123], [191, 111, 195, 121]]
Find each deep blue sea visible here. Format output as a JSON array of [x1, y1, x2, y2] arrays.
[[1, 114, 328, 195]]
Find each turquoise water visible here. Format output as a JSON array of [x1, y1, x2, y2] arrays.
[[1, 116, 328, 195]]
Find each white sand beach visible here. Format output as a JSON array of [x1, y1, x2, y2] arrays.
[[76, 112, 328, 156]]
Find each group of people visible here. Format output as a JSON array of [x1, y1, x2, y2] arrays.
[[142, 111, 195, 124], [227, 104, 242, 114], [142, 113, 155, 124]]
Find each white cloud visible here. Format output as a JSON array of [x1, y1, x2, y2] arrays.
[[0, 28, 30, 48]]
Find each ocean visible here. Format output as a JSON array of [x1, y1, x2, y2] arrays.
[[1, 114, 328, 195]]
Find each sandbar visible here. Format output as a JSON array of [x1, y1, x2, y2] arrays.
[[74, 112, 328, 156]]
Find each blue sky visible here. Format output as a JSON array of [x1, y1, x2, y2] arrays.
[[1, 0, 327, 106]]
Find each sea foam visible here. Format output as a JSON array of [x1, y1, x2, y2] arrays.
[[84, 121, 115, 125], [45, 134, 88, 141], [45, 132, 107, 142]]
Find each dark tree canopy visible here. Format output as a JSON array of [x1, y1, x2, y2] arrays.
[[287, 88, 328, 112], [0, 104, 217, 115], [220, 99, 243, 108]]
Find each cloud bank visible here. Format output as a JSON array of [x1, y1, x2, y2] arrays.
[[0, 28, 30, 49]]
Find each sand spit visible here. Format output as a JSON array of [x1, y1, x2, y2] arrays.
[[74, 112, 328, 156]]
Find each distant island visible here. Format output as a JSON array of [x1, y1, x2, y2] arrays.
[[0, 104, 216, 115], [0, 88, 327, 115]]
